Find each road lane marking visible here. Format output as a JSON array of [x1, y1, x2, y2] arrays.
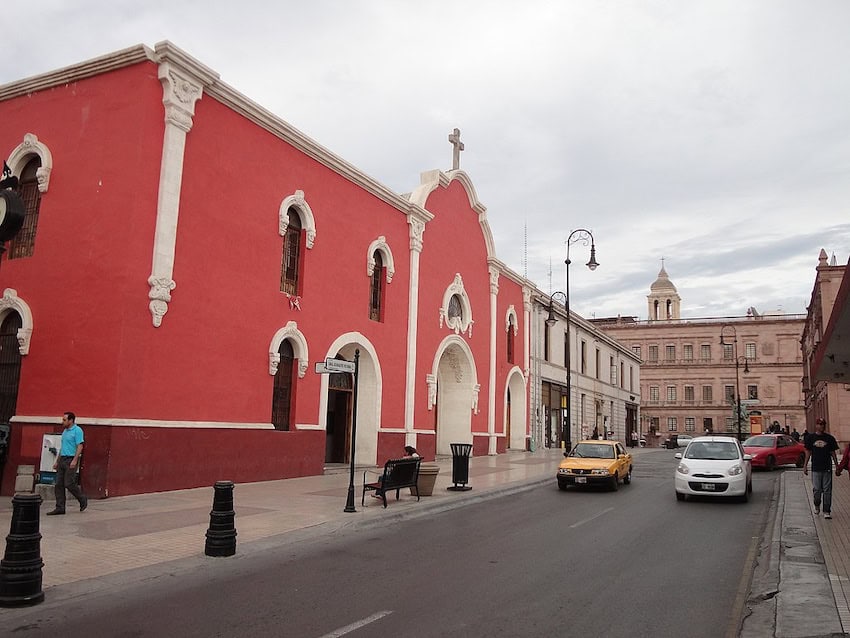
[[318, 611, 393, 637], [569, 507, 614, 528]]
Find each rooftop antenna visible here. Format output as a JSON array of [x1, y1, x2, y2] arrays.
[[523, 220, 528, 279]]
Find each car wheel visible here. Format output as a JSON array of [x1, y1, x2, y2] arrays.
[[676, 492, 686, 501], [766, 456, 776, 471], [558, 480, 568, 491], [748, 480, 753, 494], [796, 454, 805, 468], [610, 473, 619, 491], [740, 487, 750, 503], [623, 467, 632, 485]]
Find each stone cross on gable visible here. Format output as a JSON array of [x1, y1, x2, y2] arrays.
[[448, 128, 464, 170]]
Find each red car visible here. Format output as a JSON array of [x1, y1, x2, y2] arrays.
[[742, 434, 805, 471]]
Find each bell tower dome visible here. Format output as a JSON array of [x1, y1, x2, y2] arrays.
[[647, 261, 681, 321]]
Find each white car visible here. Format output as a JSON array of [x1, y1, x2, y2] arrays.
[[674, 436, 753, 502]]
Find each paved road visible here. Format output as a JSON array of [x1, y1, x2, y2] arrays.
[[6, 450, 777, 637]]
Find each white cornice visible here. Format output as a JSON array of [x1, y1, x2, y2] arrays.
[[0, 45, 155, 101], [1, 41, 429, 223]]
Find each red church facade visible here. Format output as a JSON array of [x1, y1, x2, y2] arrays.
[[0, 42, 531, 497]]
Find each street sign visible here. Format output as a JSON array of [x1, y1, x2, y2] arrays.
[[314, 362, 328, 374], [324, 358, 355, 374], [741, 399, 760, 406]]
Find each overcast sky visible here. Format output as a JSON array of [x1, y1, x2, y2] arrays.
[[5, 1, 849, 320]]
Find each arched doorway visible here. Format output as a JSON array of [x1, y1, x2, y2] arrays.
[[0, 312, 23, 493], [505, 368, 526, 449], [434, 339, 476, 456], [321, 335, 382, 465], [325, 367, 352, 463]]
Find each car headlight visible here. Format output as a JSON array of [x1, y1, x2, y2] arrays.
[[727, 465, 743, 476], [590, 469, 610, 476], [558, 468, 569, 475], [677, 463, 690, 475]]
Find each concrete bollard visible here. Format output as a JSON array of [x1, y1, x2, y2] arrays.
[[204, 481, 237, 557], [0, 494, 44, 607]]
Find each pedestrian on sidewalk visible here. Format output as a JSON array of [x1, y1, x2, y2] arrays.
[[46, 412, 88, 515], [804, 417, 839, 519], [373, 445, 420, 499], [835, 440, 850, 479]]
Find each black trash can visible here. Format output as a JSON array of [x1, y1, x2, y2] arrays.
[[448, 443, 473, 492]]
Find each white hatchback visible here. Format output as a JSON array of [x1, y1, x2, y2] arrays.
[[674, 436, 753, 502]]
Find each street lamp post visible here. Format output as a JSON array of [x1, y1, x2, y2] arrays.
[[545, 229, 599, 450], [719, 326, 750, 441]]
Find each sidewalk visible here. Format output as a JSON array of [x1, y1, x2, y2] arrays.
[[743, 469, 850, 638], [0, 447, 572, 595]]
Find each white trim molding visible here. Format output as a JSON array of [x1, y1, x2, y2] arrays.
[[505, 305, 519, 334], [439, 273, 474, 337], [366, 236, 395, 283], [269, 321, 309, 378], [0, 289, 33, 355], [7, 133, 53, 193], [279, 190, 317, 249]]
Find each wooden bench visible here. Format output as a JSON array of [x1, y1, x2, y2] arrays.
[[362, 457, 422, 508]]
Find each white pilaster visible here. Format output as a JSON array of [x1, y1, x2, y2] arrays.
[[488, 267, 499, 454], [403, 214, 427, 445]]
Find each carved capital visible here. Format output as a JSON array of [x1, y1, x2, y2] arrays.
[[409, 218, 424, 253], [426, 374, 437, 410], [159, 64, 203, 133]]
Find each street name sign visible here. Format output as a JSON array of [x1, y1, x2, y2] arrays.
[[323, 358, 355, 374]]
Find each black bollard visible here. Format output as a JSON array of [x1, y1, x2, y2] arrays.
[[205, 481, 236, 557], [0, 494, 44, 607]]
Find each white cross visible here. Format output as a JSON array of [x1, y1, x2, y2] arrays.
[[448, 128, 464, 170]]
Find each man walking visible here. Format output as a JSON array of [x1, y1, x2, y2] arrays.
[[803, 417, 839, 519], [46, 412, 88, 515]]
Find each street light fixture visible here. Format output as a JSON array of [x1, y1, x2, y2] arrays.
[[719, 325, 750, 441], [545, 229, 599, 450]]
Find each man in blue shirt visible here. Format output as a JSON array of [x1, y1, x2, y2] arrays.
[[46, 412, 88, 515]]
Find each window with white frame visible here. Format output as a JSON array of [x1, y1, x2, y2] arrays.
[[684, 385, 694, 403], [685, 417, 695, 432], [667, 417, 678, 432], [683, 344, 693, 361], [722, 343, 734, 360], [702, 385, 713, 403], [665, 345, 676, 361], [610, 356, 617, 385], [700, 344, 711, 360], [632, 345, 641, 358], [745, 342, 756, 359], [747, 384, 758, 400], [725, 385, 735, 403], [726, 417, 735, 432], [666, 386, 677, 402], [649, 386, 660, 402], [648, 345, 658, 361]]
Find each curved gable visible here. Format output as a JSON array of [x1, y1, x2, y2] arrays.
[[407, 169, 495, 259]]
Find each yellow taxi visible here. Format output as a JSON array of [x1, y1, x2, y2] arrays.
[[557, 440, 633, 491]]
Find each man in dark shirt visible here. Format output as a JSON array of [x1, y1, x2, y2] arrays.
[[804, 417, 839, 519]]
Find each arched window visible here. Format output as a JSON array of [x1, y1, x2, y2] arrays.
[[369, 250, 384, 322], [9, 158, 42, 259], [448, 295, 463, 324], [0, 312, 22, 423], [271, 339, 295, 431], [280, 208, 302, 295], [507, 314, 515, 364]]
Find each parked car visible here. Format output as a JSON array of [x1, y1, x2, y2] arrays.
[[742, 434, 805, 471], [665, 433, 694, 449], [557, 440, 633, 491], [674, 436, 753, 502]]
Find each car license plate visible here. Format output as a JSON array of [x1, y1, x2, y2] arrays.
[[700, 483, 715, 491], [576, 477, 587, 484]]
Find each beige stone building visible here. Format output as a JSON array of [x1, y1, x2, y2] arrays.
[[592, 267, 806, 445], [801, 250, 850, 444]]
